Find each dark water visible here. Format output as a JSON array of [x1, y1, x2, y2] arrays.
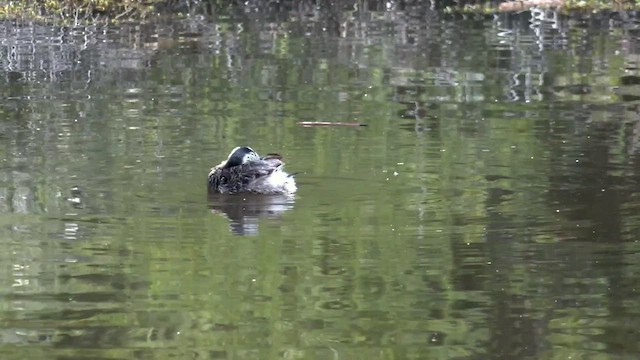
[[1, 6, 640, 359]]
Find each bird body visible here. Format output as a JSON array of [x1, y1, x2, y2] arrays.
[[208, 147, 297, 195]]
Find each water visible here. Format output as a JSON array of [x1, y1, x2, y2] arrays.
[[0, 6, 640, 359]]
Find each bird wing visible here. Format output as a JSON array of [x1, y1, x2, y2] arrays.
[[213, 158, 283, 194], [234, 158, 282, 181]]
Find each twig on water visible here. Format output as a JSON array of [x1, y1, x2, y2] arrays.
[[297, 122, 368, 127]]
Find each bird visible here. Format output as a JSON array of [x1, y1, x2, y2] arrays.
[[208, 146, 297, 195]]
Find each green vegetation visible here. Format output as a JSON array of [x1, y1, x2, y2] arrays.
[[449, 0, 640, 14], [3, 0, 640, 23], [0, 0, 172, 23]]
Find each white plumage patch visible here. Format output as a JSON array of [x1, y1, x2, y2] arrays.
[[251, 167, 297, 194]]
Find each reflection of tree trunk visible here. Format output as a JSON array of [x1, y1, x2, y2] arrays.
[[483, 188, 539, 359], [627, 120, 640, 155], [548, 125, 622, 243], [548, 121, 632, 354]]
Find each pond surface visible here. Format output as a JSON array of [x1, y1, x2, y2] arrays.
[[1, 6, 640, 360]]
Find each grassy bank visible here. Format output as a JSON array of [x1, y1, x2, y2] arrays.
[[2, 0, 639, 24], [0, 0, 172, 23], [449, 0, 640, 14]]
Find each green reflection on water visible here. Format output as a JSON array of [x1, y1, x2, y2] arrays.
[[0, 11, 638, 360]]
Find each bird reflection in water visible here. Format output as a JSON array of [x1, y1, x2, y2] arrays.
[[207, 193, 295, 236]]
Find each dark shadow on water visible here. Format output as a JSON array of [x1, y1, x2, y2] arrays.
[[207, 193, 295, 236]]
